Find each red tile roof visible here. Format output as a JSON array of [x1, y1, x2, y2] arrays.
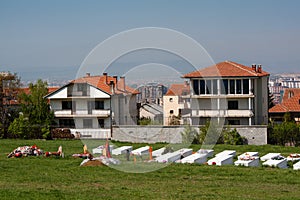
[[183, 61, 269, 78], [18, 87, 60, 95], [269, 88, 300, 113], [3, 87, 60, 105], [165, 83, 190, 96], [70, 74, 139, 95]]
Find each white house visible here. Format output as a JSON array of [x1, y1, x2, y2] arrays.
[[183, 61, 270, 126], [45, 73, 139, 138]]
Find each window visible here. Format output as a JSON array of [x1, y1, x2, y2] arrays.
[[230, 80, 235, 94], [193, 80, 199, 95], [83, 119, 93, 128], [236, 79, 242, 94], [243, 79, 249, 94], [77, 83, 87, 96], [62, 101, 72, 110], [98, 119, 104, 128], [221, 79, 228, 94], [213, 79, 218, 95], [200, 80, 205, 94], [228, 100, 238, 110], [59, 119, 75, 128], [206, 80, 211, 94], [170, 110, 174, 114], [95, 101, 104, 109], [169, 98, 173, 102], [228, 120, 240, 125]]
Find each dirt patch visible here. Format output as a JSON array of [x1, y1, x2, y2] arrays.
[[81, 160, 105, 167]]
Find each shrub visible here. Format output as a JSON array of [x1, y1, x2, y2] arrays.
[[180, 125, 199, 144], [223, 127, 244, 145]]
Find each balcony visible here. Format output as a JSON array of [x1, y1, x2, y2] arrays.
[[191, 94, 254, 99], [54, 109, 110, 117], [191, 109, 253, 117]]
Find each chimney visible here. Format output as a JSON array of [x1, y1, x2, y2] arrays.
[[86, 72, 90, 77], [113, 76, 118, 84], [109, 80, 115, 94], [257, 64, 262, 73], [251, 64, 256, 72], [103, 73, 108, 84], [119, 76, 126, 91]]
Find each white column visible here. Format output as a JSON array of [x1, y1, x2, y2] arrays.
[[249, 97, 252, 125], [249, 79, 252, 126]]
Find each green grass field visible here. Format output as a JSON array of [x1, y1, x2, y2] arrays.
[[0, 139, 300, 199]]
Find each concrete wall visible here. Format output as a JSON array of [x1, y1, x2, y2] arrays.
[[232, 125, 267, 145], [112, 125, 267, 145], [113, 126, 184, 144]]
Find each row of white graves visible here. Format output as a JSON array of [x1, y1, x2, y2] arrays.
[[92, 145, 300, 170]]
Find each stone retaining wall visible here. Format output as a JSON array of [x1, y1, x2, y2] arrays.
[[112, 125, 267, 145]]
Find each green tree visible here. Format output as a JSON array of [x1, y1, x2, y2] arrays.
[[223, 126, 244, 145], [8, 114, 30, 139], [8, 79, 54, 139]]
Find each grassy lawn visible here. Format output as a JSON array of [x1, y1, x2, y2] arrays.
[[0, 139, 300, 199]]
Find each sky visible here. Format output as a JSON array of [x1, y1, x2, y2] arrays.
[[1, 0, 300, 82]]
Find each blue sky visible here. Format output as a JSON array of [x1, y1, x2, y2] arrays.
[[1, 0, 300, 81]]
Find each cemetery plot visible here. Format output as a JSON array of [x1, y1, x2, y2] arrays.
[[152, 147, 166, 158], [112, 146, 132, 155], [131, 146, 150, 156], [197, 149, 214, 158], [92, 145, 114, 154], [235, 152, 260, 167], [262, 155, 288, 169], [287, 153, 300, 161], [293, 161, 300, 170], [180, 153, 207, 164], [260, 153, 281, 161], [155, 148, 193, 163], [215, 150, 236, 157], [155, 151, 182, 163], [207, 154, 234, 166], [237, 152, 259, 160]]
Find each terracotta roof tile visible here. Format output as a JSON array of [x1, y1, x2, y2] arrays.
[[70, 75, 138, 95], [183, 61, 269, 78], [269, 88, 300, 113], [165, 83, 190, 96]]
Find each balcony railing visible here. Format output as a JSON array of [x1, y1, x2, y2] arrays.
[[54, 109, 110, 117], [191, 109, 253, 117]]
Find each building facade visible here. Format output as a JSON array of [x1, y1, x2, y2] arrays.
[[163, 82, 190, 125], [45, 73, 138, 138], [183, 61, 270, 126]]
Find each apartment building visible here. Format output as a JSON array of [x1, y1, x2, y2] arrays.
[[182, 61, 270, 126]]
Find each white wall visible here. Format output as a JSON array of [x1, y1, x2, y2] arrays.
[[47, 87, 68, 99]]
